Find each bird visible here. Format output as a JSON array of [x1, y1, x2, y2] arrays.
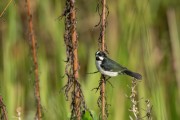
[[95, 51, 142, 80]]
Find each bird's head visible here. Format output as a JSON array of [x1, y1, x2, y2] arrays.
[[95, 51, 107, 61]]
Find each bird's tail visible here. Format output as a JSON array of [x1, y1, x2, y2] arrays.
[[123, 69, 142, 80]]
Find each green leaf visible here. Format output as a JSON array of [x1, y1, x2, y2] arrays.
[[82, 110, 94, 120]]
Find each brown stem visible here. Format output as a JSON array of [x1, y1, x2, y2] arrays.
[[25, 0, 42, 119], [100, 75, 106, 119], [70, 0, 81, 119], [101, 0, 106, 51], [96, 0, 108, 119], [0, 96, 8, 120], [100, 0, 106, 119]]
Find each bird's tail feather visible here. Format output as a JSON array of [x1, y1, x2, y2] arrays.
[[123, 69, 142, 80]]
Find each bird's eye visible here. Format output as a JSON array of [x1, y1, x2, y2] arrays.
[[98, 52, 103, 56], [96, 56, 104, 61], [96, 57, 100, 61]]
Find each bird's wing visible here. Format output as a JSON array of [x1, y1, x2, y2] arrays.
[[101, 57, 127, 72]]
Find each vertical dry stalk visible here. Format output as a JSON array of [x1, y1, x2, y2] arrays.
[[101, 0, 106, 51], [62, 0, 88, 119], [25, 0, 42, 119], [95, 0, 109, 118], [101, 0, 106, 119], [144, 99, 152, 120], [70, 0, 81, 119], [129, 79, 140, 120], [0, 96, 8, 120], [99, 0, 107, 119], [128, 80, 152, 119], [100, 76, 106, 120]]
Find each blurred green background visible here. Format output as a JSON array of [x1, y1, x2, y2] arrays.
[[0, 0, 180, 119]]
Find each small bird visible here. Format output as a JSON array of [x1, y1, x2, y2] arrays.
[[95, 51, 142, 80]]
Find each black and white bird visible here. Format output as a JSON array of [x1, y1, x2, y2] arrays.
[[95, 51, 142, 80]]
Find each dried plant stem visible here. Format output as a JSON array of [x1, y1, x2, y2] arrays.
[[0, 96, 8, 120], [129, 79, 140, 120], [100, 0, 106, 119], [101, 75, 106, 119], [62, 0, 84, 119], [71, 0, 81, 119], [25, 0, 42, 119], [101, 0, 106, 51], [95, 0, 108, 118]]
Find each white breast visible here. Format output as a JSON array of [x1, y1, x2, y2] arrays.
[[95, 61, 118, 77]]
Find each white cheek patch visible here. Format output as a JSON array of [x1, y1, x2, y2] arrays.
[[99, 56, 104, 60]]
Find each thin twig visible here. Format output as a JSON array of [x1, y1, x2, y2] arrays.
[[25, 0, 42, 119]]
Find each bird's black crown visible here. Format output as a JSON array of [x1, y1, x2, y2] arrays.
[[95, 51, 107, 57]]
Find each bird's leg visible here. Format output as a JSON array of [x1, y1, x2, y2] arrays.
[[105, 76, 114, 88], [105, 76, 111, 81], [91, 76, 113, 92], [91, 78, 104, 93]]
